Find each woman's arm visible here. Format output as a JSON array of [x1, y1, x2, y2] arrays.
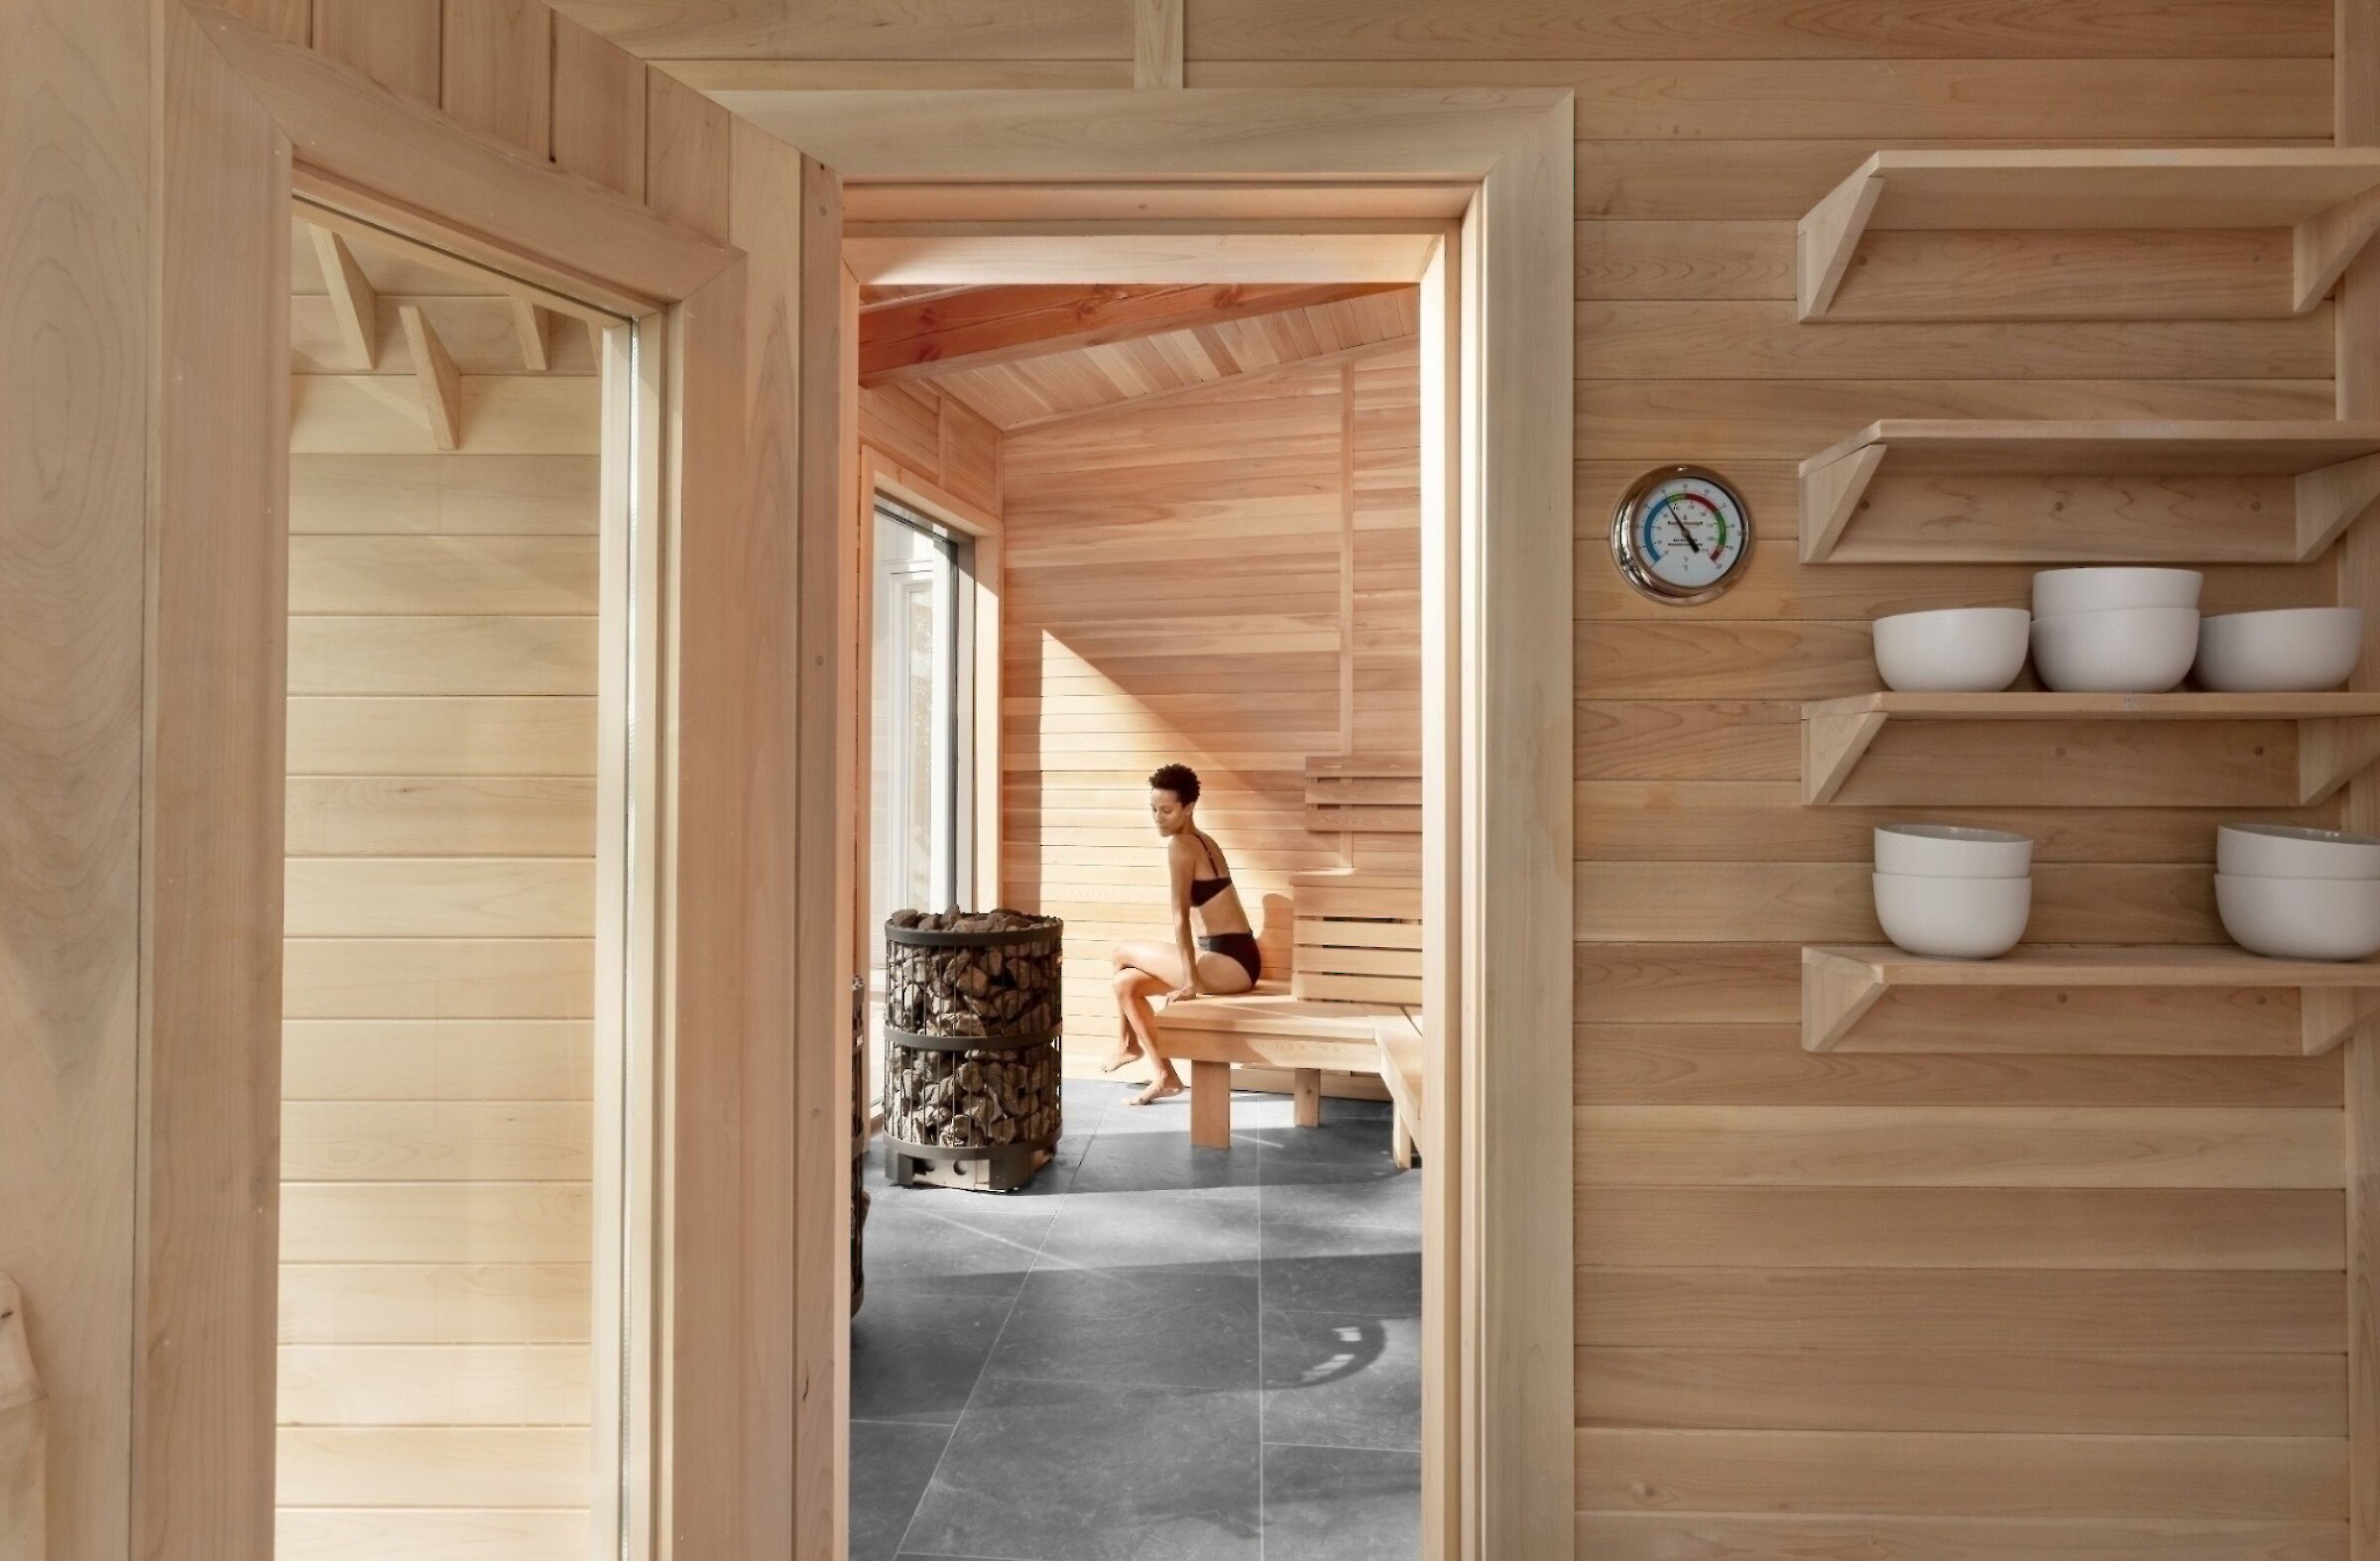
[[1166, 835, 1201, 1001]]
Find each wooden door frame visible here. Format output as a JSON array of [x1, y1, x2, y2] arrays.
[[148, 7, 762, 1557], [719, 86, 1579, 1559]]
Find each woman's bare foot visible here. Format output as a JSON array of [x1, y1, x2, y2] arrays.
[[1100, 1040, 1144, 1074], [1127, 1075, 1184, 1106]]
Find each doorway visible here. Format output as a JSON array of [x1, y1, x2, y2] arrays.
[[848, 269, 1429, 1556]]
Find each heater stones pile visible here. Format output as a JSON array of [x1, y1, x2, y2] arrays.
[[882, 908, 1064, 1191]]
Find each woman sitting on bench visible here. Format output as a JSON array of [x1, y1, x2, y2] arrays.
[[1109, 763, 1262, 1105]]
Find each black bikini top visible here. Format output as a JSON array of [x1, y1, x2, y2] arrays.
[[1186, 830, 1232, 907]]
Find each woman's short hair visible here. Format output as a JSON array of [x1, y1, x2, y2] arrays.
[[1147, 763, 1201, 805]]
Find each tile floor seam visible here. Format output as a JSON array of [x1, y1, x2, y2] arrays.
[[880, 1118, 1067, 1561]]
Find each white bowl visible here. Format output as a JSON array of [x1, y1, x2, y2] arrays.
[[2032, 567, 2202, 619], [2217, 823, 2380, 880], [1872, 872, 2032, 960], [1873, 824, 2034, 879], [2031, 606, 2201, 693], [2214, 874, 2380, 961], [1871, 608, 2030, 693], [2194, 608, 2363, 693]]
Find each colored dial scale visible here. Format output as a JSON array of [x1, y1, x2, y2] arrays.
[[1636, 476, 1744, 591]]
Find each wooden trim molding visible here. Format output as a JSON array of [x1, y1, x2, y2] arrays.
[[187, 2, 733, 313]]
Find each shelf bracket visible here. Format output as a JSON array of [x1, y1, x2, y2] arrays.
[[2293, 185, 2380, 314], [397, 302, 462, 452], [2301, 987, 2380, 1055], [1803, 949, 1887, 1052], [308, 226, 378, 370], [2297, 715, 2380, 804], [2294, 451, 2380, 560], [1803, 707, 1888, 805], [1797, 170, 1883, 322], [509, 296, 551, 372], [1801, 443, 1887, 563]]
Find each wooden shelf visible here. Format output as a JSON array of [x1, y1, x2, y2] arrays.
[[1799, 420, 2380, 563], [1803, 692, 2380, 806], [1799, 149, 2380, 320], [1805, 944, 2380, 1054]]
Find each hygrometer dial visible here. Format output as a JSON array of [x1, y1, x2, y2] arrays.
[[1610, 466, 1753, 605]]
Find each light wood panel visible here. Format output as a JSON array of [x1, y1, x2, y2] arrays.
[[281, 215, 600, 1546], [999, 344, 1418, 1046], [1, 0, 147, 1549]]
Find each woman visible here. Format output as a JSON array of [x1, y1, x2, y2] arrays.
[[1108, 763, 1262, 1106]]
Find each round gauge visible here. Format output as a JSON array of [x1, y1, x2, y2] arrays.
[[1609, 465, 1753, 605]]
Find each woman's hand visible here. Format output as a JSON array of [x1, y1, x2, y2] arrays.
[[1166, 983, 1198, 1003]]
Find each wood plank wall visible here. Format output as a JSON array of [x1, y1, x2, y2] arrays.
[[860, 380, 1002, 518], [560, 0, 2365, 1549], [998, 346, 1418, 1045], [280, 225, 603, 1558]]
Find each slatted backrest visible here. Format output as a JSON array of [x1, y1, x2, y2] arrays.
[[1290, 869, 1422, 1005], [1303, 753, 1421, 834]]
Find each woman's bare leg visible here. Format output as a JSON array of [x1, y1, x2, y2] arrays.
[[1106, 941, 1182, 1072], [1115, 967, 1183, 1104]]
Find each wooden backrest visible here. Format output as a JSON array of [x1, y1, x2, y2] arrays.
[[1303, 753, 1421, 834], [1289, 869, 1422, 1005]]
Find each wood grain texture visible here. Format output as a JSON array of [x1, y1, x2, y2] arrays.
[[311, 0, 439, 101], [144, 14, 289, 1555], [1575, 1267, 2346, 1352], [0, 0, 146, 1549], [438, 0, 550, 158], [1577, 1428, 2347, 1519], [1186, 0, 2331, 60], [550, 11, 645, 199], [1577, 1346, 2344, 1434]]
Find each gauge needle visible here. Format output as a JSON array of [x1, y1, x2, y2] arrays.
[[1670, 518, 1698, 552]]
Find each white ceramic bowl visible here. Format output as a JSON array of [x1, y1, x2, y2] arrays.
[[2032, 567, 2203, 620], [2031, 606, 2201, 693], [1871, 608, 2030, 693], [2217, 823, 2380, 880], [2214, 874, 2380, 961], [1872, 872, 2032, 960], [2194, 608, 2364, 693], [1873, 824, 2034, 879]]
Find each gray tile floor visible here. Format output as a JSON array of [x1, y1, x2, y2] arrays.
[[852, 1078, 1422, 1561]]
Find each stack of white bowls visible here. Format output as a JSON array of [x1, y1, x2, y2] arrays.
[[2214, 824, 2380, 961], [1871, 607, 2030, 692], [1873, 824, 2034, 959], [2031, 568, 2202, 692], [2196, 608, 2364, 692]]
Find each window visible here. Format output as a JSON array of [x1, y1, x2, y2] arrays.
[[868, 500, 975, 1102]]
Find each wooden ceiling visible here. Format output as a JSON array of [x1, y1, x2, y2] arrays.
[[861, 281, 1421, 430]]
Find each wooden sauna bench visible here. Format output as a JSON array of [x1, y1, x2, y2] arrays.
[[1149, 986, 1402, 1148]]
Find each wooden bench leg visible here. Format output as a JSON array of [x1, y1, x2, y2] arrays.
[[1189, 1059, 1232, 1148], [1392, 1107, 1416, 1170], [1293, 1068, 1322, 1128]]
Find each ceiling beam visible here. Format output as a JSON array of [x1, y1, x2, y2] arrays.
[[859, 281, 1404, 387]]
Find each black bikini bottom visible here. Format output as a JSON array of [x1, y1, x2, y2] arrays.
[[1197, 931, 1262, 985]]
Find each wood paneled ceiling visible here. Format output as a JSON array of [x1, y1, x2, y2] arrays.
[[862, 281, 1421, 430]]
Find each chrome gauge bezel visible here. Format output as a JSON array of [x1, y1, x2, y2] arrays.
[[1608, 463, 1753, 607]]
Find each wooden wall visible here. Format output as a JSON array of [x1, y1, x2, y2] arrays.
[[280, 224, 603, 1555], [998, 345, 1417, 1041], [540, 0, 2367, 1550]]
